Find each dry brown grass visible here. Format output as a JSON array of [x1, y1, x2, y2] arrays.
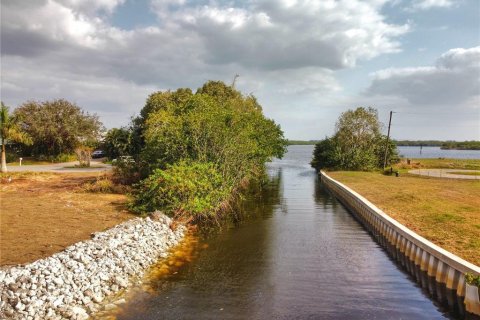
[[0, 172, 134, 266], [328, 171, 480, 266], [394, 158, 480, 171]]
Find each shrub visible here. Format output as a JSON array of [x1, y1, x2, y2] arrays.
[[55, 153, 77, 162], [310, 137, 341, 170], [466, 273, 480, 287], [82, 176, 129, 194], [112, 156, 143, 185], [5, 150, 19, 163], [35, 153, 77, 163], [129, 161, 231, 222]]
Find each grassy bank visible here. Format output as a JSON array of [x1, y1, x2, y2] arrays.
[[395, 158, 480, 171], [328, 171, 480, 266]]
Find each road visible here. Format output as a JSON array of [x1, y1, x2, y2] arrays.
[[5, 160, 112, 173], [409, 168, 480, 180]]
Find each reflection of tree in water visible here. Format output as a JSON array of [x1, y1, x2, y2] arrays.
[[237, 167, 283, 220], [134, 166, 282, 319], [118, 166, 284, 320], [197, 166, 283, 236], [314, 173, 340, 211]]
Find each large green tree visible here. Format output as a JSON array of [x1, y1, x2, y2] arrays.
[[311, 107, 398, 171], [130, 81, 287, 219], [142, 87, 286, 179], [14, 99, 103, 157], [1, 103, 32, 172]]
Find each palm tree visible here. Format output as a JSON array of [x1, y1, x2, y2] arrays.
[[1, 102, 32, 173]]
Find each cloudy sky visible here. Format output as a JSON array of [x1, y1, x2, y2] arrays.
[[1, 0, 479, 140]]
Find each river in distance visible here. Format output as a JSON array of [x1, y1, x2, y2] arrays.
[[397, 146, 480, 159], [116, 145, 451, 320]]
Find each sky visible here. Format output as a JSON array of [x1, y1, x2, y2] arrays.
[[1, 0, 479, 140]]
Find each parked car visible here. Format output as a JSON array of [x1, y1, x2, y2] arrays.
[[91, 150, 106, 158]]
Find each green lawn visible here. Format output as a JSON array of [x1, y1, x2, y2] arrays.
[[328, 170, 480, 266], [395, 158, 480, 171]]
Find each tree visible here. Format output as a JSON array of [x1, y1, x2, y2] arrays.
[[140, 88, 193, 124], [310, 137, 341, 170], [103, 127, 132, 159], [196, 80, 242, 103], [1, 102, 32, 172], [311, 107, 398, 171], [335, 107, 382, 170], [14, 99, 103, 158], [130, 80, 287, 219], [142, 89, 286, 178]]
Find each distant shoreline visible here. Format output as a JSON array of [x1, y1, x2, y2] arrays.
[[287, 140, 480, 150]]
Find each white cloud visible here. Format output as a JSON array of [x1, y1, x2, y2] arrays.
[[58, 0, 126, 15], [166, 1, 409, 70], [0, 0, 408, 136], [367, 46, 480, 106], [409, 0, 453, 10], [1, 56, 157, 127]]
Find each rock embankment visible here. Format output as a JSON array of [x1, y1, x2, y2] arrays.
[[0, 212, 185, 319]]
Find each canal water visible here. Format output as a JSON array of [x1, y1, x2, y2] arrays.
[[117, 145, 450, 319]]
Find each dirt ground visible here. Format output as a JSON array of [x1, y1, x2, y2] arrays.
[[0, 172, 134, 266]]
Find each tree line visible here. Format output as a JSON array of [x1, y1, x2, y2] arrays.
[[1, 100, 103, 171], [394, 140, 480, 149], [1, 81, 287, 223]]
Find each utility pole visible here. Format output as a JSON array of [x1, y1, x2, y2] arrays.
[[383, 110, 393, 170], [231, 74, 239, 88]]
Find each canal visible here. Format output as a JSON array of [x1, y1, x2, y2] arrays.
[[117, 145, 450, 319]]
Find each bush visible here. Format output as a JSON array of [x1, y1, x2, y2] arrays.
[[466, 273, 480, 287], [310, 137, 341, 170], [35, 153, 77, 163], [129, 161, 231, 222], [82, 176, 129, 194], [5, 150, 19, 163], [112, 156, 143, 185]]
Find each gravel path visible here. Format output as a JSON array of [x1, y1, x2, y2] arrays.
[[0, 212, 185, 320], [409, 169, 480, 180]]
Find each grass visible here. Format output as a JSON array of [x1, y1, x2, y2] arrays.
[[7, 155, 77, 166], [328, 170, 480, 266], [395, 158, 480, 171], [7, 160, 53, 166], [0, 172, 134, 266]]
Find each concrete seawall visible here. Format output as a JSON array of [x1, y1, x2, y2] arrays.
[[320, 171, 480, 319]]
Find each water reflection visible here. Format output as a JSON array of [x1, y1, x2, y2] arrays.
[[117, 145, 450, 320]]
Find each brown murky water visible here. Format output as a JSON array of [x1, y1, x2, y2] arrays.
[[116, 145, 450, 319]]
